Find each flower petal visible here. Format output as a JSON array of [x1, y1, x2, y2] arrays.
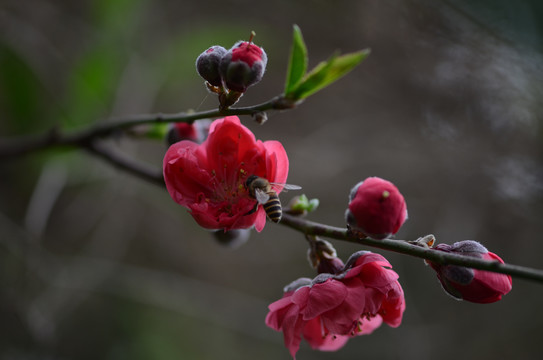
[[263, 140, 289, 190], [379, 283, 406, 327], [254, 208, 267, 232], [302, 280, 348, 320], [205, 116, 257, 187], [266, 296, 295, 331], [281, 306, 305, 359], [303, 317, 350, 351], [163, 141, 212, 205], [320, 278, 366, 334], [358, 263, 399, 290], [355, 315, 383, 335]]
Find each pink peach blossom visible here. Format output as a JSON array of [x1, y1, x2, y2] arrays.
[[266, 251, 405, 358], [163, 116, 288, 232]]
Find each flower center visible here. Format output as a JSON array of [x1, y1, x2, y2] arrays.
[[208, 164, 253, 214]]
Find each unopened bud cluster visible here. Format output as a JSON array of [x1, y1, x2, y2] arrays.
[[195, 33, 267, 108]]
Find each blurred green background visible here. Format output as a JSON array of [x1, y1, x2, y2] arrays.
[[2, 0, 543, 359]]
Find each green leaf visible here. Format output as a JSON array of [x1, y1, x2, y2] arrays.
[[284, 24, 308, 94], [286, 48, 370, 101]]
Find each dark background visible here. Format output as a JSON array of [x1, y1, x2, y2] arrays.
[[1, 0, 543, 359]]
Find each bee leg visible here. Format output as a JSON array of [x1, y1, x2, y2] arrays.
[[244, 202, 258, 216]]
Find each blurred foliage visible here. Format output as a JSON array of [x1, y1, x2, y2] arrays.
[[446, 0, 543, 51], [0, 45, 43, 134]]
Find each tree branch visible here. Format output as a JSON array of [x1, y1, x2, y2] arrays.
[[279, 213, 543, 284], [0, 95, 294, 159], [3, 93, 543, 285]]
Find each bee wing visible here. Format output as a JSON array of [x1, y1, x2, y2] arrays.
[[255, 188, 270, 204], [269, 182, 302, 192], [282, 184, 302, 191]]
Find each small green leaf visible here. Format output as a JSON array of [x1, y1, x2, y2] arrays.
[[307, 198, 319, 212], [287, 194, 320, 215], [284, 25, 308, 94], [145, 122, 169, 140], [290, 194, 309, 212], [286, 49, 370, 101]]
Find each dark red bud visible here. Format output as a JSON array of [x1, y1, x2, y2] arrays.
[[196, 46, 227, 87], [428, 240, 513, 303]]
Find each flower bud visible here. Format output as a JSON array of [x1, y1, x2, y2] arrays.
[[427, 240, 513, 303], [306, 237, 343, 274], [212, 228, 251, 248], [219, 40, 268, 92], [195, 45, 227, 87], [253, 111, 268, 125], [317, 256, 345, 275], [166, 119, 212, 146], [345, 177, 407, 239]]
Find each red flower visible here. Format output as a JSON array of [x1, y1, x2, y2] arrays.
[[345, 177, 407, 239], [265, 251, 405, 358], [427, 240, 513, 303], [163, 116, 289, 232]]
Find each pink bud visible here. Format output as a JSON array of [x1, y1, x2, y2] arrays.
[[345, 177, 407, 239], [219, 40, 268, 92], [428, 240, 513, 304]]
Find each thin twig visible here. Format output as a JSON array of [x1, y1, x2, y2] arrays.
[[84, 142, 164, 186]]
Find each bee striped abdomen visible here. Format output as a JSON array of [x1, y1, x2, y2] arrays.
[[263, 193, 282, 222]]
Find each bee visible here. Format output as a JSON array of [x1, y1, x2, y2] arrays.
[[245, 175, 301, 223]]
